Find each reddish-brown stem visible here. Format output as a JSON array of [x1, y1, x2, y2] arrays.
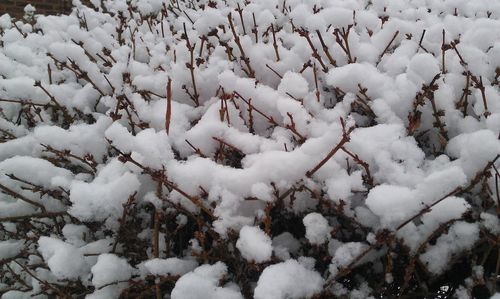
[[266, 63, 282, 78], [165, 77, 172, 134], [228, 13, 255, 78], [298, 28, 327, 72], [316, 30, 337, 67], [306, 125, 354, 178], [340, 146, 374, 186], [417, 29, 429, 53], [271, 24, 280, 61], [379, 30, 399, 61]]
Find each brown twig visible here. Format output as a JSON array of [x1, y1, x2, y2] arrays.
[[297, 28, 328, 72], [165, 77, 172, 134], [379, 30, 399, 61], [110, 142, 215, 218], [316, 30, 337, 67], [271, 24, 280, 61], [0, 211, 67, 222], [183, 23, 200, 106], [417, 29, 429, 53], [306, 120, 354, 178], [0, 182, 47, 212], [228, 13, 255, 78]]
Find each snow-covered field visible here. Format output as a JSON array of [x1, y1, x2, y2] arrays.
[[0, 0, 499, 298]]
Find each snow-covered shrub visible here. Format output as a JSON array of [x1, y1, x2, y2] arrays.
[[1, 0, 499, 298]]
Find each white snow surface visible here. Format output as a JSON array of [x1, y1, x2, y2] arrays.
[[38, 237, 89, 280], [236, 226, 273, 263], [171, 262, 244, 299], [91, 254, 133, 288], [139, 258, 198, 277], [254, 259, 324, 299], [303, 213, 331, 245], [1, 0, 499, 297]]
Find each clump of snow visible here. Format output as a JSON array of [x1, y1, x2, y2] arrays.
[[0, 240, 24, 261], [278, 72, 309, 99], [406, 53, 440, 84], [303, 213, 331, 245], [1, 0, 500, 297], [38, 237, 89, 280], [236, 226, 273, 263], [254, 259, 324, 299], [69, 160, 140, 222], [329, 242, 370, 277], [91, 254, 133, 288], [420, 222, 480, 274], [139, 258, 197, 277], [171, 262, 243, 299]]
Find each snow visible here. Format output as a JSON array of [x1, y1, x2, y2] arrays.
[[278, 72, 309, 99], [38, 237, 89, 280], [236, 226, 273, 263], [1, 0, 499, 297], [406, 53, 441, 84], [0, 240, 24, 261], [254, 259, 324, 299], [69, 160, 140, 222], [91, 254, 133, 288], [329, 242, 369, 277], [420, 221, 480, 274], [446, 130, 500, 178], [365, 184, 419, 228], [303, 213, 331, 245], [171, 262, 244, 299], [140, 258, 197, 277]]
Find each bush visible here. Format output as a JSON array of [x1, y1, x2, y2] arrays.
[[0, 0, 499, 298]]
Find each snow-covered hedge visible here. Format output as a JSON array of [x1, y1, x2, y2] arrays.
[[1, 0, 499, 298]]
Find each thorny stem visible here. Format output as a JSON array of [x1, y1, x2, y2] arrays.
[[228, 13, 255, 78], [183, 23, 200, 106], [13, 261, 70, 299], [252, 13, 258, 43], [234, 92, 278, 126], [313, 63, 320, 102], [457, 71, 471, 116], [265, 63, 282, 78], [271, 24, 280, 61], [0, 98, 50, 107], [0, 182, 47, 212], [396, 187, 462, 231], [110, 142, 215, 218], [185, 139, 207, 158], [236, 3, 246, 36], [41, 144, 97, 174], [316, 30, 337, 67], [165, 77, 172, 134], [34, 81, 73, 126], [471, 75, 490, 117], [112, 193, 137, 253], [306, 121, 354, 178], [378, 30, 399, 62], [333, 26, 356, 63], [340, 146, 374, 186], [417, 29, 429, 53], [0, 212, 67, 222], [298, 28, 328, 72], [234, 91, 307, 142], [400, 218, 462, 294]]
